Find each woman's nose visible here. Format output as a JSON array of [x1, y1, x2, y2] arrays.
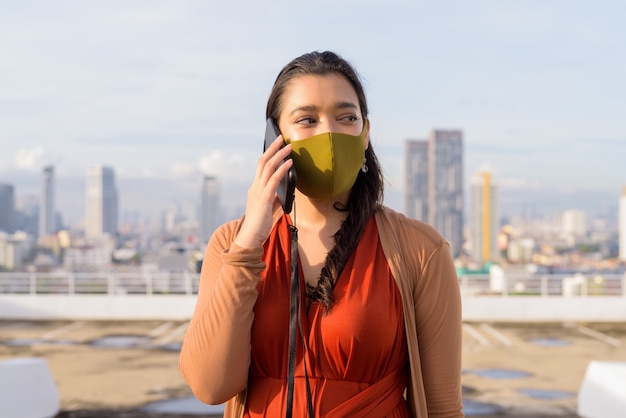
[[316, 119, 338, 134]]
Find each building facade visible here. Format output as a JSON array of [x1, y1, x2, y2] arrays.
[[39, 166, 55, 237], [562, 210, 587, 238], [470, 170, 499, 263], [404, 140, 429, 221], [201, 176, 220, 244], [15, 194, 38, 237], [85, 166, 118, 239], [0, 183, 15, 234], [428, 130, 464, 257], [619, 186, 626, 261]]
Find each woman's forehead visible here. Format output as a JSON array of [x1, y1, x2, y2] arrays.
[[282, 74, 359, 109]]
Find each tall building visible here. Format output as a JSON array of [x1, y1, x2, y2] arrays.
[[39, 166, 55, 237], [428, 130, 464, 256], [0, 183, 15, 234], [85, 166, 118, 239], [562, 210, 587, 237], [470, 170, 499, 263], [201, 176, 220, 244], [619, 186, 626, 261], [15, 194, 39, 236], [404, 140, 429, 221]]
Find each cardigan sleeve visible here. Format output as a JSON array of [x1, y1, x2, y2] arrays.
[[178, 219, 265, 405], [375, 207, 463, 417], [415, 241, 464, 417]]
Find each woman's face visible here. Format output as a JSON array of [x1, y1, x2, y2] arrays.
[[277, 73, 369, 145]]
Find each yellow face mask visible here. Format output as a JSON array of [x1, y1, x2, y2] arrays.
[[285, 121, 368, 199]]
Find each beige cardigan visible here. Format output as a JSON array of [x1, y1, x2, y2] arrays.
[[179, 206, 464, 417]]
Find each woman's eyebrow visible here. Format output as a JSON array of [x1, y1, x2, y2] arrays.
[[335, 101, 358, 110], [289, 102, 358, 116], [289, 105, 318, 116]]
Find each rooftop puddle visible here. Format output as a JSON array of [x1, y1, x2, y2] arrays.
[[529, 337, 571, 347], [517, 388, 575, 399], [158, 342, 182, 352], [465, 368, 532, 379], [2, 339, 77, 346], [140, 396, 225, 415], [463, 399, 504, 416], [88, 335, 151, 349]]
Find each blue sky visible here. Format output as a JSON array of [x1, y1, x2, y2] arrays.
[[1, 0, 625, 225]]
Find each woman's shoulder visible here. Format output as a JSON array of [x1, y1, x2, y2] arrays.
[[208, 217, 245, 248], [375, 206, 447, 249]]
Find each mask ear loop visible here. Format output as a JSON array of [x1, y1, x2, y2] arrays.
[[285, 203, 314, 418]]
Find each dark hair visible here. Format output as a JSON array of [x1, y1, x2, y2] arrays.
[[266, 51, 385, 313]]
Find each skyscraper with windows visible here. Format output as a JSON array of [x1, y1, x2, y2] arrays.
[[619, 186, 626, 261], [428, 130, 464, 256], [39, 166, 55, 237], [470, 170, 499, 263], [0, 183, 15, 234], [201, 175, 220, 244], [85, 166, 118, 239], [404, 140, 429, 221]]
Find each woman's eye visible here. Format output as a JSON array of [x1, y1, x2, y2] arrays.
[[296, 117, 316, 125]]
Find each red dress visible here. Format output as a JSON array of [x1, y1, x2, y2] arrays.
[[244, 215, 410, 418]]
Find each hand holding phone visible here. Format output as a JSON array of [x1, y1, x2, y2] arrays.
[[263, 118, 297, 213]]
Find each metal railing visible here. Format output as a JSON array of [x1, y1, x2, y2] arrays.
[[0, 272, 200, 296], [0, 272, 625, 297], [458, 273, 626, 297]]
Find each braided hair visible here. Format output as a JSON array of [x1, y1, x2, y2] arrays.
[[266, 51, 385, 313]]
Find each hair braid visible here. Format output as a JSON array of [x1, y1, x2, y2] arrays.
[[266, 51, 385, 314]]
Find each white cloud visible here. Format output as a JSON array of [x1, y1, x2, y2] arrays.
[[1, 1, 624, 225], [170, 163, 197, 179], [198, 151, 253, 183], [198, 151, 223, 177], [13, 147, 44, 170]]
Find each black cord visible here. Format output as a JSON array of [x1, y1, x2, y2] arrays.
[[285, 215, 313, 417], [285, 224, 298, 418]]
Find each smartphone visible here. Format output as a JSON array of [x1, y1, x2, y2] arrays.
[[263, 118, 296, 213]]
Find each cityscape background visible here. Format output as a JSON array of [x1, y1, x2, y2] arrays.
[[1, 4, 625, 415], [1, 1, 625, 274]]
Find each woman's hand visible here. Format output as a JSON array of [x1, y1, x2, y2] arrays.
[[234, 136, 293, 248]]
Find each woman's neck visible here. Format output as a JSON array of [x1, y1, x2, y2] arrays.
[[290, 190, 349, 230]]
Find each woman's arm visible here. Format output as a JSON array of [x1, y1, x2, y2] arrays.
[[416, 242, 464, 417], [179, 134, 294, 404], [179, 220, 265, 405]]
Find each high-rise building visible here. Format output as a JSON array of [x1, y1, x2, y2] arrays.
[[39, 166, 55, 237], [470, 170, 499, 263], [201, 176, 220, 244], [0, 183, 15, 234], [562, 210, 587, 237], [85, 166, 118, 239], [15, 194, 39, 236], [619, 186, 626, 261], [404, 140, 429, 221], [428, 130, 463, 256]]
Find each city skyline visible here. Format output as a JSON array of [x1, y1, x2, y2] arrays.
[[1, 1, 625, 224], [0, 144, 626, 229], [85, 166, 118, 239]]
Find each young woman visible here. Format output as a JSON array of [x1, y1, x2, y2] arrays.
[[179, 51, 464, 418]]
